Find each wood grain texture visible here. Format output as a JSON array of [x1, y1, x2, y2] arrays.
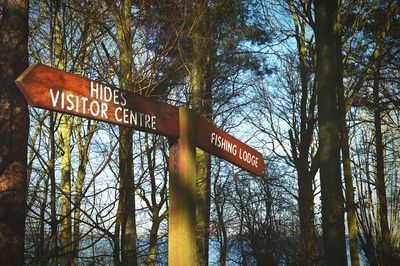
[[196, 117, 265, 176], [16, 63, 179, 138], [16, 64, 265, 175], [168, 108, 197, 266]]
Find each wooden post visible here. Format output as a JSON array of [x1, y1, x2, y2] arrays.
[[168, 107, 197, 266]]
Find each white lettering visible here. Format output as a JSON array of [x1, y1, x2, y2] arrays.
[[90, 81, 99, 99], [151, 116, 156, 130], [104, 86, 112, 102], [123, 108, 129, 122], [120, 92, 127, 106], [61, 91, 65, 109], [211, 132, 216, 144], [50, 88, 60, 107], [90, 100, 100, 117], [139, 113, 144, 127], [66, 93, 74, 111], [75, 95, 79, 112], [239, 148, 259, 168], [210, 132, 237, 156], [113, 89, 119, 105], [81, 97, 88, 114], [101, 103, 108, 119], [99, 84, 103, 100], [115, 107, 122, 122], [130, 111, 137, 125], [145, 114, 151, 128], [114, 106, 157, 129]]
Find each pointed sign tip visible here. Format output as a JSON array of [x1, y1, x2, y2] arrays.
[[15, 63, 43, 106], [16, 63, 41, 82]]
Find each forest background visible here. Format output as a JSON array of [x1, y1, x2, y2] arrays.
[[0, 0, 399, 265]]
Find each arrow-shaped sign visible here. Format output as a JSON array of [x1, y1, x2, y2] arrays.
[[16, 63, 179, 138], [16, 63, 264, 175], [196, 117, 265, 176]]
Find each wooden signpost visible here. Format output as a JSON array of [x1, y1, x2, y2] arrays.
[[16, 64, 265, 265]]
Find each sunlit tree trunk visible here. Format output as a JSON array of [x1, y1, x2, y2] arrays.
[[52, 3, 73, 263], [118, 65, 137, 266], [114, 200, 122, 266], [0, 0, 29, 264], [373, 58, 392, 265], [109, 1, 138, 265], [39, 169, 49, 266], [49, 112, 58, 266], [60, 112, 72, 266], [59, 113, 73, 266], [72, 118, 95, 266], [191, 1, 212, 264], [338, 64, 360, 266], [144, 134, 168, 266], [145, 133, 157, 266], [47, 4, 59, 264], [335, 5, 360, 265], [147, 219, 160, 266], [315, 0, 347, 265]]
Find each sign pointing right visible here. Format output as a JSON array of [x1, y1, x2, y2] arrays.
[[196, 117, 265, 176]]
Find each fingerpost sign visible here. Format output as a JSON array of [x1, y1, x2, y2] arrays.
[[16, 64, 265, 265]]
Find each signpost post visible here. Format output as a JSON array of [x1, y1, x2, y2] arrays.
[[168, 108, 197, 265], [16, 64, 265, 265]]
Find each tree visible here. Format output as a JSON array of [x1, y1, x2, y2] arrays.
[[286, 1, 321, 264], [191, 1, 213, 265], [106, 1, 138, 265], [0, 0, 29, 265], [343, 2, 399, 264], [336, 2, 360, 265], [315, 0, 347, 264], [369, 3, 397, 264]]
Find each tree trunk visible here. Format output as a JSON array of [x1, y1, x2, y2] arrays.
[[373, 58, 392, 265], [109, 0, 138, 264], [191, 1, 212, 265], [287, 3, 320, 263], [339, 76, 360, 266], [144, 133, 167, 266], [297, 169, 320, 265], [118, 127, 137, 266], [114, 197, 122, 266], [315, 0, 347, 265], [49, 112, 58, 266], [39, 171, 49, 266], [216, 196, 227, 266], [59, 114, 73, 266], [0, 0, 29, 265], [213, 168, 227, 266], [147, 216, 160, 266], [336, 7, 360, 263], [54, 3, 73, 261], [72, 119, 94, 266]]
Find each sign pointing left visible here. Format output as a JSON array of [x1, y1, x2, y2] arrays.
[[16, 63, 179, 138]]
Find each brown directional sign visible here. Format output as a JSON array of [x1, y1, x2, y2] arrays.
[[16, 64, 265, 175], [16, 63, 179, 138], [196, 117, 265, 176]]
